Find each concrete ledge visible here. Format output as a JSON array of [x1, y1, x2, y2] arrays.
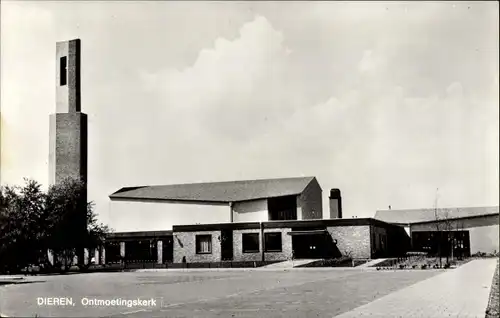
[[133, 267, 382, 272], [0, 276, 25, 286], [0, 276, 23, 281]]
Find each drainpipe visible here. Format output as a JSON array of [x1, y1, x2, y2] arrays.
[[260, 222, 265, 262], [229, 202, 233, 223]]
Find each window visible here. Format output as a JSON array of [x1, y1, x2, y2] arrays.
[[268, 196, 298, 220], [242, 233, 260, 253], [60, 56, 67, 86], [264, 232, 282, 252], [196, 235, 212, 254]]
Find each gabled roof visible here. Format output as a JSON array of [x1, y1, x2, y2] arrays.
[[109, 176, 318, 203], [374, 206, 499, 225]]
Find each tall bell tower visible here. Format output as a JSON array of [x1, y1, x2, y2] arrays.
[[49, 39, 87, 186], [49, 39, 87, 264]]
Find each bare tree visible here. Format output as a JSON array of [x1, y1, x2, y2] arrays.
[[433, 189, 443, 267], [441, 209, 454, 264], [432, 188, 454, 267]]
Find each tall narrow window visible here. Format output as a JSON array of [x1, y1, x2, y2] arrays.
[[60, 56, 67, 86]]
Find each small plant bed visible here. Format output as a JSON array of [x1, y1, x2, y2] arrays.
[[352, 259, 370, 267], [485, 260, 499, 318], [298, 256, 355, 268], [376, 255, 472, 271]]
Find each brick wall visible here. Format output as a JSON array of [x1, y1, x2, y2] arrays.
[[264, 228, 293, 261], [232, 228, 293, 262], [49, 113, 88, 185], [173, 230, 221, 263], [233, 229, 261, 262], [327, 225, 371, 259], [297, 178, 323, 220]]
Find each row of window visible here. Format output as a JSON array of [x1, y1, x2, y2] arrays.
[[196, 232, 283, 254]]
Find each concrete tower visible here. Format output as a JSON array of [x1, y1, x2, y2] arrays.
[[49, 39, 87, 264], [49, 39, 87, 187]]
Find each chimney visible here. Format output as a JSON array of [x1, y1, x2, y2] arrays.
[[329, 189, 342, 219]]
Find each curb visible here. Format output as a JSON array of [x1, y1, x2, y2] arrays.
[[0, 277, 23, 281], [134, 267, 378, 272]]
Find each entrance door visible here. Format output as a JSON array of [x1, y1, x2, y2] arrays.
[[163, 236, 174, 263], [292, 234, 328, 259], [221, 229, 233, 261]]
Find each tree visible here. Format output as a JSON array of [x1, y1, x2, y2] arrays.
[[0, 179, 47, 272], [86, 201, 112, 253], [45, 178, 112, 270], [45, 177, 88, 270], [433, 206, 454, 267], [0, 177, 112, 273]]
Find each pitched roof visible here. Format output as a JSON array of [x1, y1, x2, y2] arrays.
[[109, 176, 318, 203], [374, 206, 499, 224]]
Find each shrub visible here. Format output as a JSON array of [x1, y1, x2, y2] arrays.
[[318, 256, 353, 267], [421, 264, 427, 269], [399, 264, 405, 270]]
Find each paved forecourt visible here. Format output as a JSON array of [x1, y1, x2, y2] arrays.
[[0, 268, 440, 317], [335, 258, 498, 318]]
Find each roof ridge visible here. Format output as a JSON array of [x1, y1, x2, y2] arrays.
[[128, 176, 315, 188], [109, 176, 317, 202], [111, 186, 147, 195]]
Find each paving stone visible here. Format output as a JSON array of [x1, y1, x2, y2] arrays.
[[335, 259, 497, 318]]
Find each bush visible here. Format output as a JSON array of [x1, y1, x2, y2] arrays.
[[421, 264, 427, 269], [406, 251, 428, 257], [399, 264, 405, 270], [319, 256, 353, 267]]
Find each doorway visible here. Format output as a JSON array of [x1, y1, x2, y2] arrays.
[[163, 236, 174, 263], [221, 229, 233, 261], [292, 233, 328, 259]]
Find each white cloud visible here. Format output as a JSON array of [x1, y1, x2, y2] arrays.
[[140, 16, 294, 143], [131, 14, 499, 216]]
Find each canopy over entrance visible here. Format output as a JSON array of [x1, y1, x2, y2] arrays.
[[287, 229, 328, 236]]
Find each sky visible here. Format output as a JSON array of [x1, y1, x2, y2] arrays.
[[1, 1, 498, 224]]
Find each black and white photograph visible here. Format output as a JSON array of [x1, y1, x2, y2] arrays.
[[0, 1, 499, 317]]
